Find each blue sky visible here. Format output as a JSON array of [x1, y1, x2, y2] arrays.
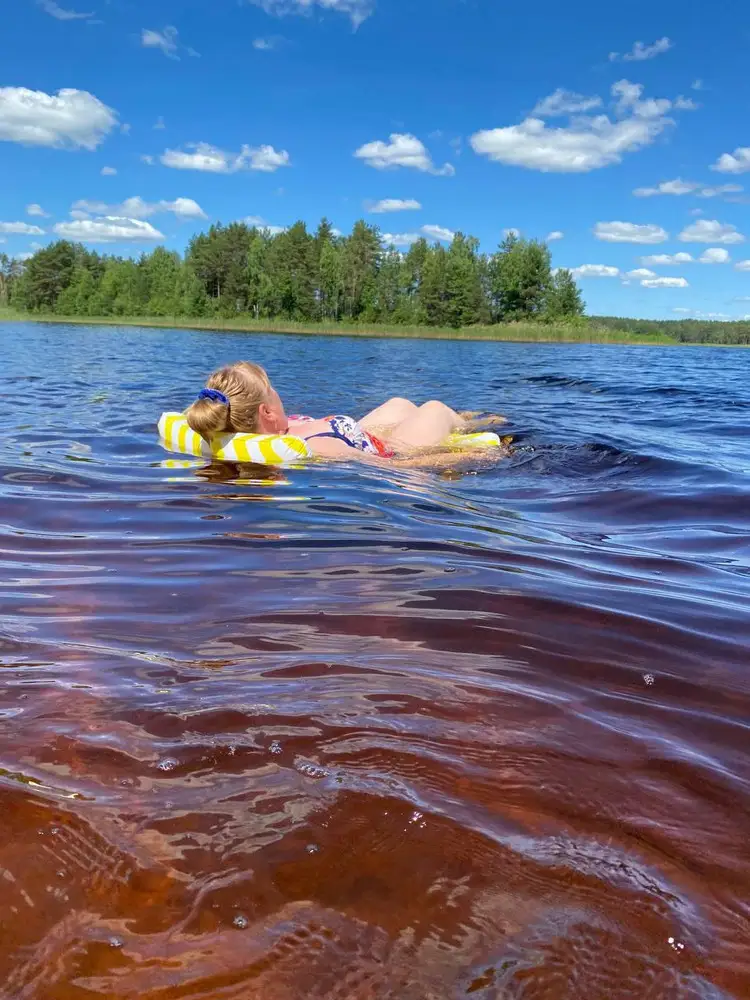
[[3, 0, 750, 320]]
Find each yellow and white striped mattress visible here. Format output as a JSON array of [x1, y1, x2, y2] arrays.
[[158, 413, 312, 465]]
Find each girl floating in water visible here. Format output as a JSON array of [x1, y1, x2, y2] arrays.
[[186, 361, 496, 462]]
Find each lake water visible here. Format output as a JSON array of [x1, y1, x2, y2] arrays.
[[1, 322, 749, 999]]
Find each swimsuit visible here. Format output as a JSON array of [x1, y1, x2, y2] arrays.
[[290, 415, 394, 458]]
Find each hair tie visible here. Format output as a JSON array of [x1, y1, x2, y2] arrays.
[[198, 388, 229, 405]]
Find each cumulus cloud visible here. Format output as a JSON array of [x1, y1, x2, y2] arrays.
[[242, 215, 286, 235], [641, 252, 694, 265], [678, 219, 745, 244], [641, 276, 689, 288], [0, 222, 46, 235], [381, 233, 420, 248], [546, 231, 564, 241], [253, 37, 285, 50], [421, 224, 455, 242], [368, 198, 422, 213], [160, 142, 290, 173], [532, 89, 602, 117], [734, 260, 750, 272], [633, 178, 742, 198], [26, 204, 49, 217], [625, 268, 656, 279], [569, 265, 621, 279], [38, 1, 94, 19], [610, 37, 673, 62], [246, 0, 373, 29], [470, 79, 689, 174], [0, 87, 117, 150], [142, 27, 180, 59], [699, 248, 731, 264], [101, 165, 117, 176], [711, 147, 750, 175], [71, 196, 207, 219], [53, 217, 164, 243], [594, 221, 668, 244], [355, 133, 455, 176]]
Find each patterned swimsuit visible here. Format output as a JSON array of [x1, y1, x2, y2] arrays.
[[289, 415, 394, 458]]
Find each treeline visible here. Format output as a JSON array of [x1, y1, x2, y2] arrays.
[[594, 315, 750, 346], [0, 219, 584, 328]]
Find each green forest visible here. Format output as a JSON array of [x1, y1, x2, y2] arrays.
[[0, 219, 583, 328], [1, 218, 748, 344]]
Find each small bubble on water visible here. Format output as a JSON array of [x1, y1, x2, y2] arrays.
[[109, 936, 124, 949], [157, 758, 178, 772], [233, 914, 249, 929], [269, 741, 282, 755], [643, 674, 655, 687], [306, 843, 320, 854]]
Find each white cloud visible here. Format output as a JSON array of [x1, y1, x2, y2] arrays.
[[532, 89, 602, 117], [70, 209, 90, 220], [546, 231, 564, 241], [72, 196, 207, 220], [26, 203, 49, 217], [569, 264, 621, 279], [100, 165, 117, 176], [142, 27, 179, 60], [594, 221, 668, 244], [634, 178, 698, 197], [161, 141, 290, 173], [368, 198, 422, 213], [711, 147, 750, 175], [641, 252, 694, 265], [0, 87, 116, 150], [699, 248, 731, 264], [634, 178, 742, 198], [354, 133, 455, 176], [382, 232, 420, 248], [246, 0, 373, 29], [679, 219, 745, 244], [0, 222, 46, 235], [253, 37, 280, 50], [674, 97, 699, 112], [154, 116, 166, 130], [38, 0, 93, 19], [734, 260, 750, 272], [243, 215, 286, 235], [470, 80, 685, 174], [141, 154, 155, 165], [692, 80, 704, 91], [641, 276, 689, 288], [625, 268, 656, 279], [53, 216, 164, 243], [610, 37, 673, 62], [698, 184, 743, 198], [421, 224, 455, 242]]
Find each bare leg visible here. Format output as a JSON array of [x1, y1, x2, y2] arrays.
[[359, 397, 418, 431], [384, 400, 465, 450]]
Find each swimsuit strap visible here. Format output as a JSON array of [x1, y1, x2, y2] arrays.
[[303, 416, 378, 454]]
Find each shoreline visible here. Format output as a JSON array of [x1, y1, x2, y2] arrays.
[[0, 311, 677, 345]]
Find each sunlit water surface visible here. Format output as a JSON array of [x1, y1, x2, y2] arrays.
[[0, 324, 749, 999]]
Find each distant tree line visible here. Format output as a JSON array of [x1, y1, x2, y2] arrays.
[[594, 315, 750, 346], [0, 219, 584, 328]]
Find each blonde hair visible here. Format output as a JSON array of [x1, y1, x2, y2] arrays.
[[185, 361, 272, 442]]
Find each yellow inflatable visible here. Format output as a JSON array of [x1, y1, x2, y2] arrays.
[[158, 412, 502, 465]]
